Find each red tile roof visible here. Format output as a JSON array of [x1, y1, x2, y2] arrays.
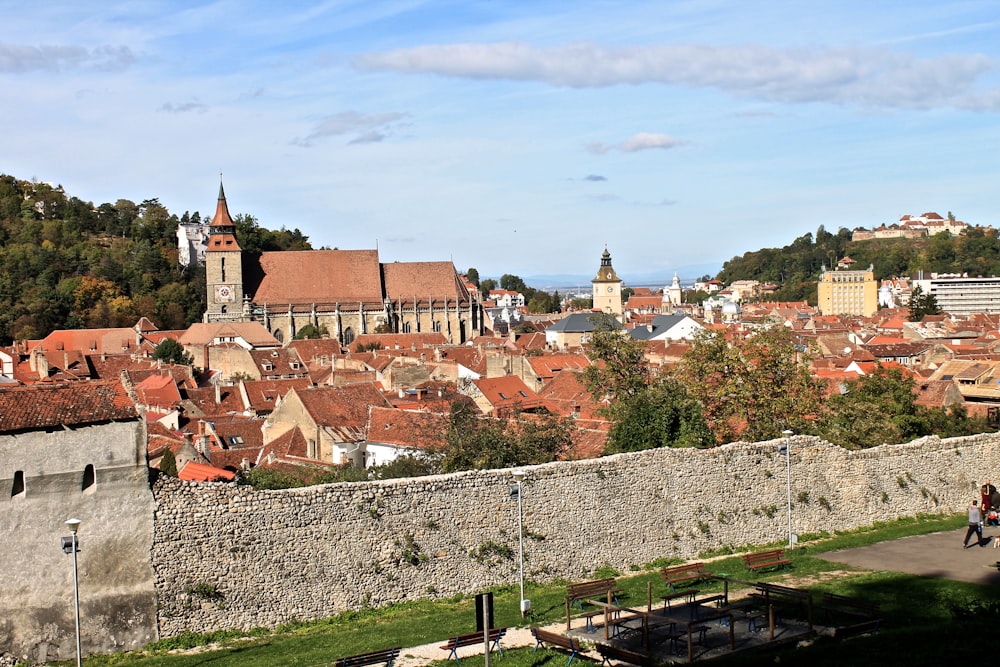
[[366, 406, 447, 450], [0, 381, 137, 432], [178, 460, 237, 482], [254, 250, 384, 305]]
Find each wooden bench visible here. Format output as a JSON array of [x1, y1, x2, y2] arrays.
[[565, 577, 621, 629], [439, 627, 506, 664], [597, 642, 657, 666], [821, 592, 880, 623], [832, 618, 881, 640], [661, 588, 699, 611], [532, 627, 583, 666], [661, 562, 710, 590], [334, 647, 402, 667], [752, 582, 814, 631], [743, 548, 791, 573]]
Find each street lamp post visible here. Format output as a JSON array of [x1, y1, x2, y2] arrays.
[[780, 431, 794, 549], [511, 470, 529, 618], [62, 518, 83, 667]]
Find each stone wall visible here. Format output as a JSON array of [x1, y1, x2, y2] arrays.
[[0, 421, 157, 663], [152, 433, 999, 636]]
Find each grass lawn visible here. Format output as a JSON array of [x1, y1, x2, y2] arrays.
[[79, 513, 985, 667]]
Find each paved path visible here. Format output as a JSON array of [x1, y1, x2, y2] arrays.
[[819, 526, 1000, 586]]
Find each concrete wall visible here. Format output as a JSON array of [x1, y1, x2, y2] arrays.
[[152, 433, 999, 637], [0, 421, 157, 663]]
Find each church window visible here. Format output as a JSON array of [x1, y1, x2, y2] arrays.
[[82, 464, 95, 493], [221, 257, 226, 282], [343, 327, 355, 345], [11, 470, 24, 497], [273, 329, 284, 343]]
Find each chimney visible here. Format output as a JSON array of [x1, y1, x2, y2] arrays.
[[215, 383, 221, 404], [398, 388, 405, 398]]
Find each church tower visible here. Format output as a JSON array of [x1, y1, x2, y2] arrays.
[[591, 247, 623, 317], [204, 181, 245, 322], [668, 272, 683, 308]]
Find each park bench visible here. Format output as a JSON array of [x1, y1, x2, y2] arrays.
[[439, 627, 506, 665], [752, 582, 814, 630], [596, 642, 658, 666], [832, 618, 881, 640], [660, 562, 710, 591], [820, 592, 880, 624], [565, 577, 622, 630], [334, 646, 402, 667], [531, 627, 584, 666], [742, 548, 791, 573]]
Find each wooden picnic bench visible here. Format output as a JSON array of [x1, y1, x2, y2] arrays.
[[742, 548, 791, 573], [439, 627, 506, 664], [565, 577, 622, 630], [820, 592, 880, 622], [531, 627, 583, 666], [751, 582, 814, 634], [660, 562, 710, 590], [832, 617, 881, 640], [334, 646, 402, 667], [596, 642, 658, 667]]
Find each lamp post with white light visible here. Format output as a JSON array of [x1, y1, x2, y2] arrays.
[[779, 430, 794, 548], [510, 470, 529, 618], [61, 518, 83, 667]]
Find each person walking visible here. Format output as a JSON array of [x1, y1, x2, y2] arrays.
[[964, 499, 983, 548]]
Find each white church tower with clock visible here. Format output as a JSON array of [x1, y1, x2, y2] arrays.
[[591, 247, 623, 317]]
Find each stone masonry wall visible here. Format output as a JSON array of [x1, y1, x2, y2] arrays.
[[152, 433, 1000, 636]]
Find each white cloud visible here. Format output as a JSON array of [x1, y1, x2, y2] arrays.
[[159, 101, 208, 113], [0, 42, 135, 73], [355, 41, 1000, 111], [292, 111, 410, 147], [586, 133, 683, 154]]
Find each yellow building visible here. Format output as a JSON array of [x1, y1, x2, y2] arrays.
[[817, 263, 878, 316]]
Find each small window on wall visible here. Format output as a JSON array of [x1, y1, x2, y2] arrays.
[[343, 327, 355, 345], [11, 470, 24, 497], [82, 464, 95, 493]]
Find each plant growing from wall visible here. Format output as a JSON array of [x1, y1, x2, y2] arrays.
[[818, 496, 831, 511], [395, 532, 426, 566], [797, 491, 810, 505], [469, 541, 514, 565]]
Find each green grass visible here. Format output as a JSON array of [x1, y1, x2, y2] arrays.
[[79, 512, 974, 666]]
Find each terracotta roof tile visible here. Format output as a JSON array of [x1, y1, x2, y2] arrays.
[[0, 381, 137, 432]]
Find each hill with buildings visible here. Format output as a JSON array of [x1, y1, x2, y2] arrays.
[[718, 221, 1000, 304]]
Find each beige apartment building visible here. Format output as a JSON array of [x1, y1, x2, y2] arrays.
[[817, 264, 878, 316]]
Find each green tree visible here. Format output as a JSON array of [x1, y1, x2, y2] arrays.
[[294, 323, 329, 339], [436, 402, 568, 472], [817, 365, 931, 449], [159, 448, 178, 477], [500, 274, 528, 293], [466, 267, 480, 286], [604, 377, 715, 453], [676, 327, 822, 444], [152, 338, 194, 366], [479, 278, 498, 298], [907, 285, 941, 321], [581, 314, 647, 402]]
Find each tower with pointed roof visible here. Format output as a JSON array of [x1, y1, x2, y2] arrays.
[[591, 247, 623, 316], [204, 181, 245, 322]]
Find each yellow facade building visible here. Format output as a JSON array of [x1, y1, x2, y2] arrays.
[[817, 263, 878, 316]]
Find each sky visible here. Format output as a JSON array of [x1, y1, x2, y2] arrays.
[[3, 1, 1000, 285]]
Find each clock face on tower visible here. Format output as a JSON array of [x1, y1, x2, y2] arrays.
[[607, 286, 613, 293]]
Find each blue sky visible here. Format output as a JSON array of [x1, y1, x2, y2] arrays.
[[3, 1, 999, 283]]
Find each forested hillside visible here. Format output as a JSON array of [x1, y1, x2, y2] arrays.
[[0, 175, 310, 344], [717, 224, 1000, 303]]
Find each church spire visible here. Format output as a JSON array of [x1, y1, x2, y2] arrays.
[[210, 175, 235, 231]]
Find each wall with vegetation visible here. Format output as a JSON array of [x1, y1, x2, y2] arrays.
[[152, 433, 999, 636]]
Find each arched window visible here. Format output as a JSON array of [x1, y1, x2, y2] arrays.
[[273, 329, 284, 343], [11, 470, 24, 497], [402, 321, 411, 334], [82, 464, 95, 493], [343, 327, 355, 345]]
